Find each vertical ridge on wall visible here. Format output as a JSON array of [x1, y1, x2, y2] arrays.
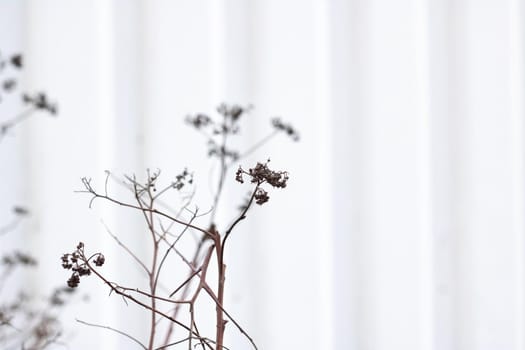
[[313, 0, 334, 349], [413, 0, 434, 348], [94, 1, 118, 349], [246, 1, 320, 348], [112, 0, 149, 345], [217, 2, 263, 348], [458, 1, 516, 348], [329, 1, 363, 348], [509, 0, 525, 348], [95, 0, 116, 168], [427, 0, 453, 347], [357, 0, 426, 347], [446, 0, 468, 347], [209, 0, 226, 104], [24, 1, 121, 348]]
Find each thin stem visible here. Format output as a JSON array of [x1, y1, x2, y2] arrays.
[[0, 217, 22, 236], [101, 220, 150, 275], [0, 108, 36, 142], [76, 319, 147, 350], [233, 130, 278, 164], [215, 240, 225, 350], [210, 123, 229, 225], [155, 337, 222, 350], [201, 284, 258, 350], [154, 212, 197, 292], [78, 181, 213, 239], [169, 268, 201, 298], [148, 195, 159, 350], [220, 185, 258, 263], [162, 239, 206, 346], [80, 256, 210, 347]]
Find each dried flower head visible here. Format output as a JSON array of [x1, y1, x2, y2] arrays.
[[185, 113, 211, 129], [50, 286, 76, 306], [2, 251, 37, 267], [254, 188, 269, 205], [236, 160, 290, 205], [93, 254, 105, 267], [12, 206, 29, 216], [235, 167, 244, 184], [22, 92, 57, 115], [67, 274, 80, 288], [172, 168, 193, 190], [2, 79, 16, 92], [185, 103, 253, 161], [247, 161, 289, 188], [271, 117, 300, 141], [216, 103, 251, 122], [10, 54, 22, 69], [61, 243, 104, 288]]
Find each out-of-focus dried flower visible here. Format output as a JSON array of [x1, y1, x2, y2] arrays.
[[185, 114, 211, 129], [172, 168, 193, 190], [13, 206, 29, 216], [271, 117, 299, 141], [217, 103, 249, 122], [22, 92, 57, 115], [50, 286, 75, 306], [207, 143, 239, 160], [2, 79, 16, 92], [2, 251, 37, 267], [10, 54, 22, 69], [0, 311, 12, 326]]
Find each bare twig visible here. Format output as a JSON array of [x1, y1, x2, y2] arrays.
[[101, 220, 150, 275], [64, 105, 296, 350], [76, 319, 147, 349], [0, 108, 35, 142]]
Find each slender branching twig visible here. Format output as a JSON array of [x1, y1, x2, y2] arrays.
[[61, 105, 297, 349]]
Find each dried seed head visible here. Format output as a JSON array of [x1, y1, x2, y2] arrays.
[[94, 254, 105, 267], [254, 188, 269, 205], [271, 117, 299, 141], [67, 274, 80, 288]]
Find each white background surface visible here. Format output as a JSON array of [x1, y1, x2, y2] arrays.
[[0, 1, 524, 349]]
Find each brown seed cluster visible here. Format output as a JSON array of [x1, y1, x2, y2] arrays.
[[61, 242, 104, 288], [254, 188, 269, 205], [236, 161, 289, 205], [236, 161, 289, 188]]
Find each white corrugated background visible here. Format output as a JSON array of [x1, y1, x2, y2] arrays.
[[0, 1, 524, 349]]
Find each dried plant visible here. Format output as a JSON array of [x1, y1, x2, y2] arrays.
[[0, 52, 57, 142], [0, 52, 67, 350], [62, 104, 298, 349]]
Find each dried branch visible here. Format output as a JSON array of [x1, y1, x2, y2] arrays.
[[76, 319, 147, 350], [62, 105, 297, 350]]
